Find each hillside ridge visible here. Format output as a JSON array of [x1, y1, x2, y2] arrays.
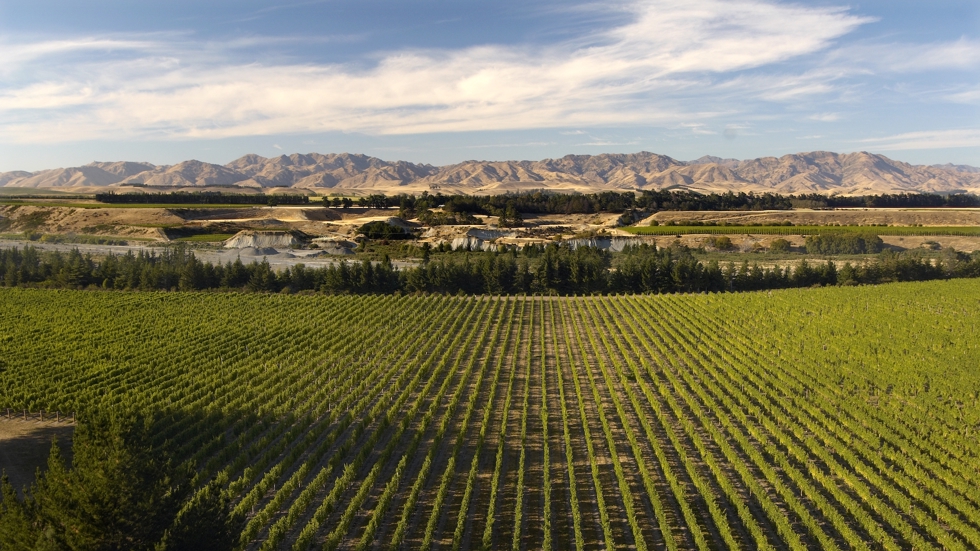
[[3, 151, 979, 196]]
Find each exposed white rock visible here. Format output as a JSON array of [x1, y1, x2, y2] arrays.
[[224, 230, 300, 249]]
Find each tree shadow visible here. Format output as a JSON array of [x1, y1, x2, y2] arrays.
[[0, 421, 74, 496]]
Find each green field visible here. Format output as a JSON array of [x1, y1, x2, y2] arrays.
[[1, 283, 978, 550], [625, 224, 980, 236]]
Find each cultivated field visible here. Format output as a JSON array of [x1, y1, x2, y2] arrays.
[[624, 224, 980, 237], [0, 284, 978, 550], [643, 208, 980, 227]]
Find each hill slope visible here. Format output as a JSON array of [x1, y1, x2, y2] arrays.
[[2, 151, 979, 195]]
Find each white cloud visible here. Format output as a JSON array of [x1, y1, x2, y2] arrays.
[[859, 129, 980, 150], [0, 0, 871, 142]]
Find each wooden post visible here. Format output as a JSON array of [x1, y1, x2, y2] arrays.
[[56, 411, 60, 422], [40, 410, 43, 422], [23, 409, 27, 421]]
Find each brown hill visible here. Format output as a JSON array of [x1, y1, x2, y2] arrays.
[[86, 161, 157, 179], [933, 163, 980, 174], [4, 166, 122, 188], [0, 171, 32, 186], [1, 151, 978, 196], [724, 152, 979, 195], [119, 160, 248, 187], [226, 153, 437, 189]]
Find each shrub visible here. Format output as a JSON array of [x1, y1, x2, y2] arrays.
[[769, 238, 792, 253], [357, 220, 413, 240], [709, 236, 735, 251], [805, 233, 883, 255]]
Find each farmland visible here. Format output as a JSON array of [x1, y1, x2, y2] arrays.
[[1, 282, 979, 550], [624, 224, 980, 237]]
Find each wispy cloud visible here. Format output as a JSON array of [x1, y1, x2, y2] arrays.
[[578, 140, 641, 146], [465, 141, 553, 149], [859, 129, 980, 150], [809, 112, 841, 122], [679, 123, 718, 136], [0, 37, 157, 75], [235, 0, 335, 21], [945, 86, 980, 104], [0, 0, 874, 142], [828, 38, 980, 73]]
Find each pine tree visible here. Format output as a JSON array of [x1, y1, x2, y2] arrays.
[[31, 415, 182, 551], [0, 412, 237, 551], [0, 474, 34, 550]]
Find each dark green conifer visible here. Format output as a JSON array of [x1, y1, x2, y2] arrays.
[[0, 413, 236, 551]]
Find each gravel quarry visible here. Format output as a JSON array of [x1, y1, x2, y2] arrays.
[[0, 240, 416, 270]]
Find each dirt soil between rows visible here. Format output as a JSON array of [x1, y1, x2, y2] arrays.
[[0, 420, 74, 495]]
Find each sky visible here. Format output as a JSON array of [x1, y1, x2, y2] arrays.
[[0, 0, 978, 172]]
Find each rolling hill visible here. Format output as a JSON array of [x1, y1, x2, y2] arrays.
[[2, 151, 979, 196]]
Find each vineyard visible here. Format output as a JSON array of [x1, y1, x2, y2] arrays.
[[624, 224, 980, 236], [1, 282, 979, 550]]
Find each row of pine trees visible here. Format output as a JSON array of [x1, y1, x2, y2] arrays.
[[1, 244, 979, 295]]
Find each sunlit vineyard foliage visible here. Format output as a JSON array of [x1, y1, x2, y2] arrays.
[[1, 281, 979, 550]]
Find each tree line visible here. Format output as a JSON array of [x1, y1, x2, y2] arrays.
[[95, 191, 310, 205], [2, 244, 980, 295], [804, 233, 884, 254], [94, 189, 980, 215], [321, 190, 980, 219], [381, 190, 795, 218], [794, 192, 980, 209]]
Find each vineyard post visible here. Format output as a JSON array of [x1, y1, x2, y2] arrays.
[[40, 410, 43, 422], [23, 409, 27, 421]]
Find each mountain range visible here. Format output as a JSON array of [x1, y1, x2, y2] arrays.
[[3, 151, 980, 196]]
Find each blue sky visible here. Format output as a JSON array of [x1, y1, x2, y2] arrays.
[[0, 0, 977, 171]]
